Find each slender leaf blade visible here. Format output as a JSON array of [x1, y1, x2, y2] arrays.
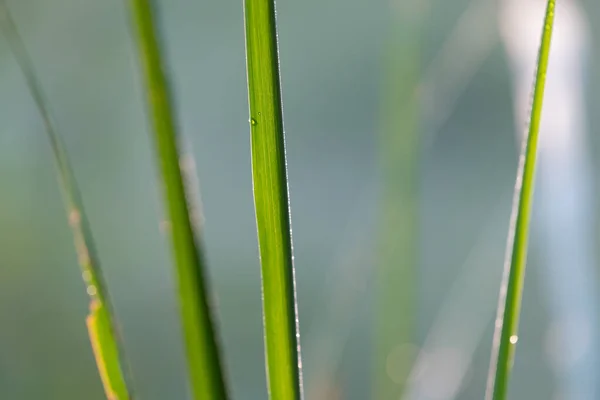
[[127, 1, 228, 399], [485, 1, 556, 399], [243, 0, 303, 398], [87, 300, 130, 400]]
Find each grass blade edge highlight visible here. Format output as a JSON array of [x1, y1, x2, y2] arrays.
[[127, 1, 228, 399], [485, 1, 556, 399], [243, 0, 304, 398]]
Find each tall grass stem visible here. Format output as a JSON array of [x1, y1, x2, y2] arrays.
[[485, 1, 556, 399], [243, 0, 303, 398]]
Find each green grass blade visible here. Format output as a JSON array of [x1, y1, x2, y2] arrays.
[[87, 300, 131, 400], [243, 0, 303, 398], [127, 1, 228, 399], [485, 1, 556, 399], [0, 4, 133, 399]]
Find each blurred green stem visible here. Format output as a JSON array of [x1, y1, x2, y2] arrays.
[[375, 2, 423, 399], [127, 1, 228, 399]]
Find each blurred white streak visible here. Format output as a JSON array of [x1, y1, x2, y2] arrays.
[[393, 0, 502, 151], [420, 0, 498, 147], [303, 186, 376, 400], [404, 198, 510, 400], [500, 0, 598, 398], [304, 1, 505, 396]]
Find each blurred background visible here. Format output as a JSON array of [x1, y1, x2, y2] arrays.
[[1, 0, 600, 399]]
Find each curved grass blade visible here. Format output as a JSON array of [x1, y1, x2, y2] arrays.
[[127, 1, 228, 399], [243, 0, 304, 398], [0, 4, 132, 399], [485, 1, 556, 399]]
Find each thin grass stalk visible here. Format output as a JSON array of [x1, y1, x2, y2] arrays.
[[243, 0, 303, 398], [485, 1, 556, 399], [127, 1, 228, 399], [0, 4, 132, 399]]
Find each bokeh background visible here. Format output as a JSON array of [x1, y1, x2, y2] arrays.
[[1, 0, 600, 399]]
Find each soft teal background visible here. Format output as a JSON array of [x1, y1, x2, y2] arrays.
[[1, 0, 599, 399]]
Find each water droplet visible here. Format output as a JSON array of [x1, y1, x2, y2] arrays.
[[250, 118, 257, 126], [509, 335, 519, 344], [87, 285, 97, 296], [258, 112, 262, 116]]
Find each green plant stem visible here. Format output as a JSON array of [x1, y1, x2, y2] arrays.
[[0, 3, 132, 399], [243, 0, 303, 399], [375, 3, 422, 398], [485, 1, 556, 399], [127, 1, 228, 399]]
